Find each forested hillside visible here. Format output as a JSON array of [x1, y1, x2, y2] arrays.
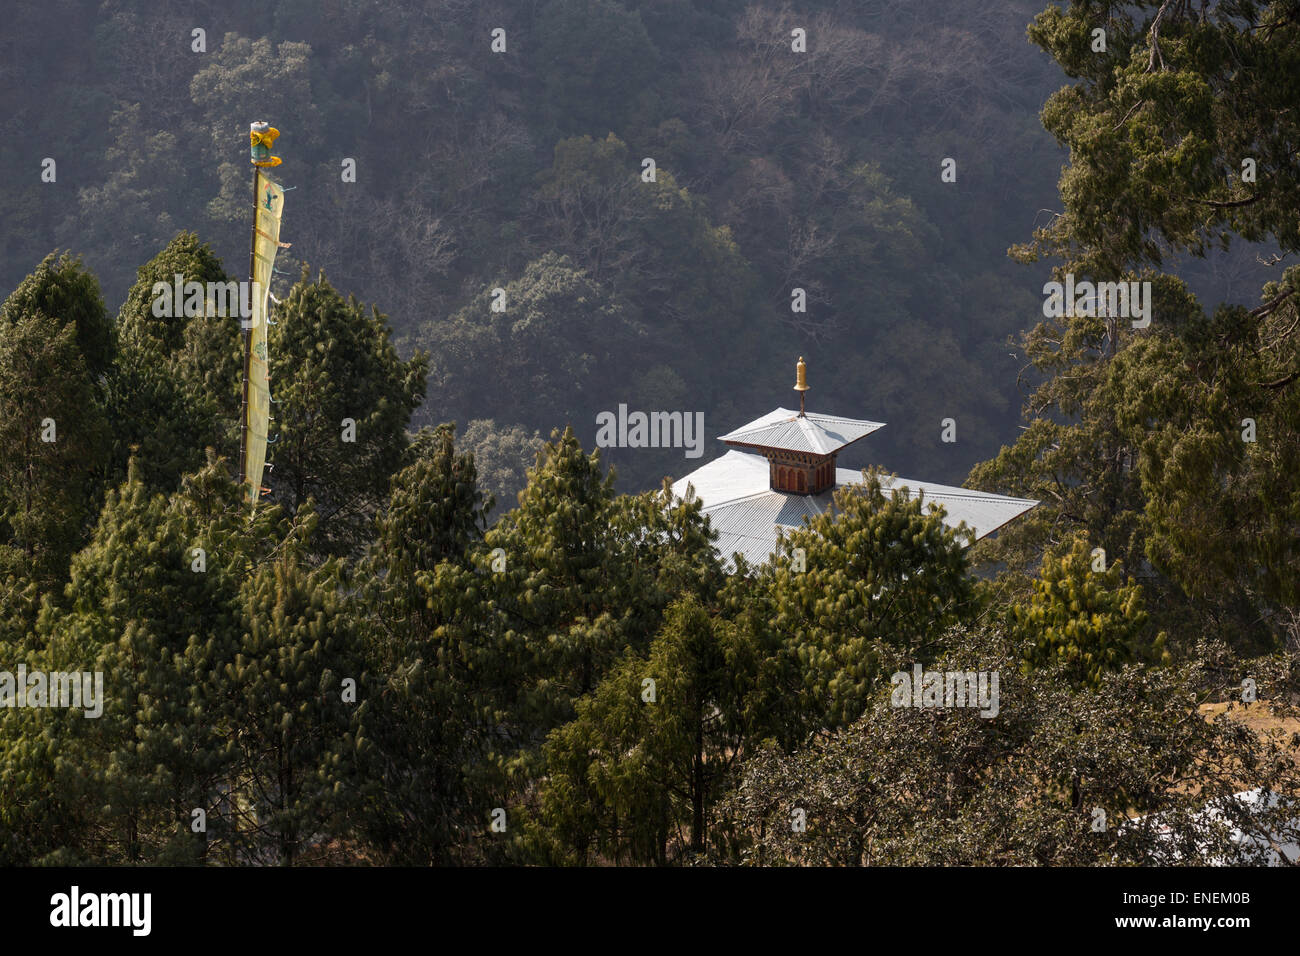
[[1, 0, 1298, 868], [3, 0, 1081, 492]]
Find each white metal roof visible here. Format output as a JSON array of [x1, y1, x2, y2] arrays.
[[1127, 789, 1300, 865], [718, 407, 886, 456], [671, 449, 1038, 570]]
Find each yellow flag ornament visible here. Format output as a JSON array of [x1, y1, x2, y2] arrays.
[[239, 120, 289, 511], [249, 121, 282, 167]]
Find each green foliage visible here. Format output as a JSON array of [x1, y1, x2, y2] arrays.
[[1, 453, 360, 866], [351, 426, 494, 863], [475, 429, 724, 779], [0, 251, 114, 588], [1015, 535, 1161, 688], [1021, 0, 1300, 273], [107, 232, 242, 491], [974, 0, 1300, 654], [231, 543, 362, 864], [1105, 270, 1300, 620], [1, 251, 114, 380], [743, 470, 978, 740], [528, 595, 759, 864], [0, 309, 109, 589], [5, 0, 1297, 870], [966, 271, 1202, 593], [16, 456, 258, 864], [268, 269, 427, 556], [480, 428, 649, 751], [382, 424, 490, 578], [725, 627, 1300, 866], [117, 231, 232, 354]]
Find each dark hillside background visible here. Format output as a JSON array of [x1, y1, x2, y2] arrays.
[[0, 0, 1273, 496]]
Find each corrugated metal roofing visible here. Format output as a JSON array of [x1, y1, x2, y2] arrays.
[[672, 450, 1038, 571], [1128, 789, 1300, 865], [718, 407, 885, 455], [699, 492, 824, 567]]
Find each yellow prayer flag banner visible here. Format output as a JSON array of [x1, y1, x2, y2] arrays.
[[244, 169, 285, 509]]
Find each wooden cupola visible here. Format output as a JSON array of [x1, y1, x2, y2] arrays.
[[716, 358, 885, 497]]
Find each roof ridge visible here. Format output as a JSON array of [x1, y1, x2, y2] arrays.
[[881, 482, 1040, 505]]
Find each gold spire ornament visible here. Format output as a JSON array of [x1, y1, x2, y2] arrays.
[[793, 356, 810, 417]]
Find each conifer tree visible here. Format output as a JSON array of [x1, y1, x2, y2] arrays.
[[481, 427, 664, 764], [0, 252, 115, 589], [266, 269, 427, 557], [31, 456, 249, 863], [973, 0, 1300, 648], [742, 470, 977, 742], [1015, 534, 1164, 689], [229, 526, 363, 864], [1100, 269, 1300, 642], [1021, 0, 1300, 274], [108, 232, 243, 491], [623, 477, 727, 607], [1, 251, 115, 381], [0, 311, 109, 590], [353, 424, 495, 864], [531, 595, 759, 864]]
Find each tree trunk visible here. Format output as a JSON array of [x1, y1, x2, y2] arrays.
[[692, 717, 705, 852]]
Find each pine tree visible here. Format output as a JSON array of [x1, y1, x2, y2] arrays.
[[352, 424, 495, 864], [107, 232, 243, 491], [0, 252, 115, 590], [530, 595, 759, 864], [266, 269, 427, 557], [1, 251, 115, 381], [0, 310, 109, 590], [32, 456, 249, 864], [1015, 534, 1163, 689], [744, 469, 978, 742], [229, 529, 363, 864], [481, 428, 663, 764]]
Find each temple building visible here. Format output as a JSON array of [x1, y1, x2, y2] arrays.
[[671, 358, 1038, 570]]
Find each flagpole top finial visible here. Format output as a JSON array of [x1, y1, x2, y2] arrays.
[[249, 122, 282, 167]]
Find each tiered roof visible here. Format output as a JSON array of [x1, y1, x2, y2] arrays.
[[718, 408, 884, 456], [671, 360, 1038, 571], [673, 450, 1038, 570]]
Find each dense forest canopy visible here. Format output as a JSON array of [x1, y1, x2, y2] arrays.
[[4, 0, 1085, 490], [0, 0, 1298, 867]]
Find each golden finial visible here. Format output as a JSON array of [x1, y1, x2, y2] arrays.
[[793, 356, 809, 416], [250, 121, 282, 167]]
